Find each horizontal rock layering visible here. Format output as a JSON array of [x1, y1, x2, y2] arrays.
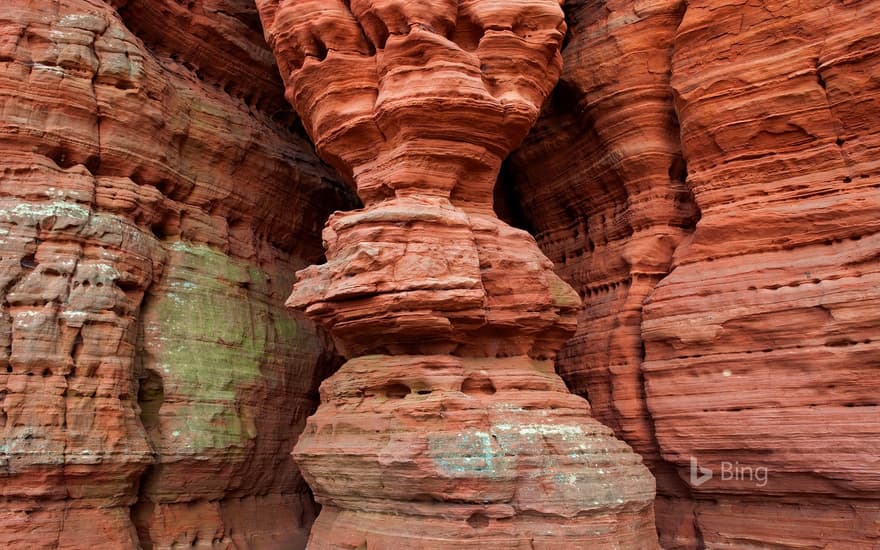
[[0, 0, 355, 548], [507, 0, 880, 547], [258, 0, 660, 547], [3, 0, 878, 548]]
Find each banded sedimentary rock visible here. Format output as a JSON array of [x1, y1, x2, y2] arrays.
[[505, 0, 697, 483], [504, 1, 701, 545], [644, 1, 880, 547], [0, 0, 353, 547], [509, 0, 880, 548], [257, 0, 660, 547]]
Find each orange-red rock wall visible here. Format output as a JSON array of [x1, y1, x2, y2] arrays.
[[508, 0, 880, 548], [2, 0, 879, 548], [0, 0, 354, 548], [256, 0, 661, 547]]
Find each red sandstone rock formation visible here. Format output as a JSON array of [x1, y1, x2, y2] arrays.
[[508, 0, 880, 548], [257, 0, 659, 547], [0, 1, 353, 547], [3, 0, 878, 547], [505, 1, 701, 544]]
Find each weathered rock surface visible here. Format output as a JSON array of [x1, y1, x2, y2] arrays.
[[257, 0, 660, 547], [0, 0, 353, 548], [4, 0, 878, 547], [508, 0, 880, 548]]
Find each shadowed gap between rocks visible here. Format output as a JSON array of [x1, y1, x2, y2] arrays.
[[496, 1, 703, 537]]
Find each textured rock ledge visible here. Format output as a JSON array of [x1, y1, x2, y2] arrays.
[[257, 0, 660, 547], [0, 0, 354, 547], [508, 0, 880, 548]]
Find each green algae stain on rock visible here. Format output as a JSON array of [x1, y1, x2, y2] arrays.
[[143, 241, 305, 453], [158, 242, 264, 392]]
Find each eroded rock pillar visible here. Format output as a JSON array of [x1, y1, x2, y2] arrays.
[[256, 0, 660, 546]]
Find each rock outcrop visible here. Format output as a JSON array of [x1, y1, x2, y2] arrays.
[[3, 0, 878, 548], [256, 0, 660, 547], [0, 0, 354, 547], [508, 0, 880, 548]]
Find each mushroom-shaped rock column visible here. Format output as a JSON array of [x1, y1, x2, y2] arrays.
[[256, 0, 660, 547]]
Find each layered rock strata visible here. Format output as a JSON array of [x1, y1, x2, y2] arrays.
[[508, 0, 880, 548], [0, 0, 353, 547], [256, 0, 660, 547], [644, 1, 880, 547], [504, 2, 700, 544]]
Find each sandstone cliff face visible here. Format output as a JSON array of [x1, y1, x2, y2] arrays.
[[0, 1, 354, 548], [257, 0, 660, 547], [509, 0, 880, 548], [3, 0, 878, 548]]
